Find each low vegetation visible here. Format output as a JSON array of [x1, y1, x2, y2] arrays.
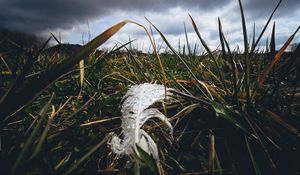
[[0, 0, 299, 174]]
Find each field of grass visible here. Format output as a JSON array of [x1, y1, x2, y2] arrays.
[[0, 1, 300, 174]]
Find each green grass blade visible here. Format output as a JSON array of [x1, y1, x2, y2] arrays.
[[218, 17, 226, 60], [211, 101, 252, 136], [270, 22, 276, 57], [134, 144, 157, 173], [218, 18, 239, 100], [0, 20, 130, 119], [30, 106, 56, 159], [124, 47, 150, 82], [245, 136, 262, 175], [11, 94, 54, 173], [238, 0, 250, 106], [251, 23, 256, 51], [215, 151, 224, 175], [189, 14, 227, 91], [65, 133, 113, 175], [145, 18, 213, 100], [251, 0, 282, 53], [184, 22, 192, 57]]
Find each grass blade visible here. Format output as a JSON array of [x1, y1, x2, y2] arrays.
[[244, 113, 278, 174], [145, 18, 213, 100], [252, 26, 300, 100], [208, 129, 215, 174], [0, 20, 130, 119], [245, 136, 262, 175], [50, 32, 61, 44], [30, 105, 56, 159], [270, 22, 276, 58], [11, 94, 54, 173], [215, 151, 223, 175], [218, 18, 239, 101], [65, 133, 113, 175], [238, 0, 250, 106], [184, 22, 192, 57], [211, 101, 253, 136], [251, 0, 282, 52], [265, 110, 300, 139], [251, 23, 256, 51], [79, 59, 84, 92], [134, 144, 158, 173], [189, 14, 227, 92], [218, 17, 226, 60]]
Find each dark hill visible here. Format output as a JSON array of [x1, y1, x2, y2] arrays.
[[42, 43, 83, 56], [0, 27, 44, 53]]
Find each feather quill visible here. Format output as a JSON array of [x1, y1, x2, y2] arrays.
[[110, 83, 173, 160]]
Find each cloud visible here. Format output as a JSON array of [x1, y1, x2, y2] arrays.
[[1, 0, 298, 51], [0, 0, 230, 32], [1, 0, 299, 33]]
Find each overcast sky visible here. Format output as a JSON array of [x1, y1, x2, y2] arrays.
[[0, 0, 299, 51]]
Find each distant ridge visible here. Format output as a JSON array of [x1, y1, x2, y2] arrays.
[[42, 43, 82, 56], [0, 27, 44, 53]]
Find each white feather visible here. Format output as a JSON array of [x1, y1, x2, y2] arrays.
[[109, 83, 173, 160]]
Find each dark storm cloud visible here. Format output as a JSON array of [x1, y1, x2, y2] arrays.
[[1, 0, 299, 34], [0, 0, 230, 32]]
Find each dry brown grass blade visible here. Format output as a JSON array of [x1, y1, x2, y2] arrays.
[[208, 129, 215, 174], [265, 110, 300, 139], [252, 26, 300, 100], [79, 60, 84, 90], [80, 116, 120, 127]]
